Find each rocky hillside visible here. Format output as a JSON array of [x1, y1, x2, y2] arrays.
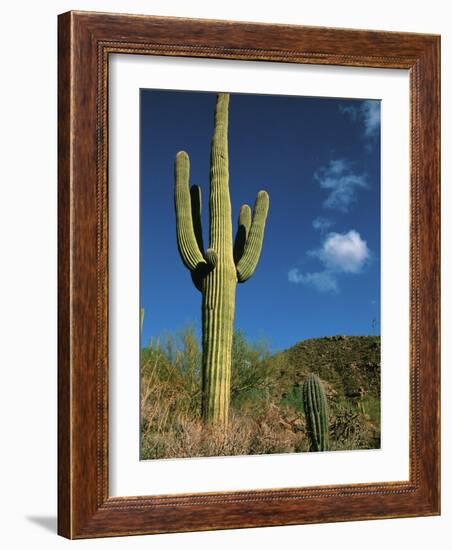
[[275, 335, 380, 400], [268, 335, 381, 450]]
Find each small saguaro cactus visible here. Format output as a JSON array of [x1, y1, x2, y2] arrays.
[[174, 93, 270, 426], [302, 373, 330, 452]]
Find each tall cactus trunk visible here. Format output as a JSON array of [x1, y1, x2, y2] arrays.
[[174, 93, 269, 427], [202, 94, 236, 424], [202, 274, 236, 423]]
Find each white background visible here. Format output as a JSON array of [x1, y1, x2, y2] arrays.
[[0, 1, 450, 548], [110, 55, 409, 496]]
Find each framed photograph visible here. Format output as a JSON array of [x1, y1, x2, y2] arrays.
[[58, 11, 440, 538]]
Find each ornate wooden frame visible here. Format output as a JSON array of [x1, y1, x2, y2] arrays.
[[58, 10, 440, 538]]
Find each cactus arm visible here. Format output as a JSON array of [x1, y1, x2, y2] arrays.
[[205, 247, 218, 268], [190, 184, 205, 254], [191, 246, 218, 292], [174, 151, 207, 271], [233, 204, 252, 264], [188, 183, 208, 292], [236, 190, 269, 283]]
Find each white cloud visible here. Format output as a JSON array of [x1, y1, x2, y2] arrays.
[[312, 230, 370, 273], [288, 230, 371, 293], [312, 216, 333, 232], [314, 159, 368, 213], [328, 158, 348, 174], [339, 100, 380, 140], [361, 101, 380, 137], [288, 269, 338, 293]]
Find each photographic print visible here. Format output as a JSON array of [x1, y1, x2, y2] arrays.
[[140, 89, 381, 460]]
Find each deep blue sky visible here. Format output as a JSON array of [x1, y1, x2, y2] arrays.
[[140, 90, 380, 352]]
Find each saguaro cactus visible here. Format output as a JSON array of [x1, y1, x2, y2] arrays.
[[302, 373, 330, 451], [174, 93, 269, 426]]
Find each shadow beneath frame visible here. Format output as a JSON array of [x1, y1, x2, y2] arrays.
[[26, 516, 57, 533]]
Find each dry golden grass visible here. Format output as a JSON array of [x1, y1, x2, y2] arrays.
[[141, 402, 309, 460]]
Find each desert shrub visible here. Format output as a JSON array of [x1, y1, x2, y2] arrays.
[[329, 403, 379, 451], [230, 331, 275, 412]]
